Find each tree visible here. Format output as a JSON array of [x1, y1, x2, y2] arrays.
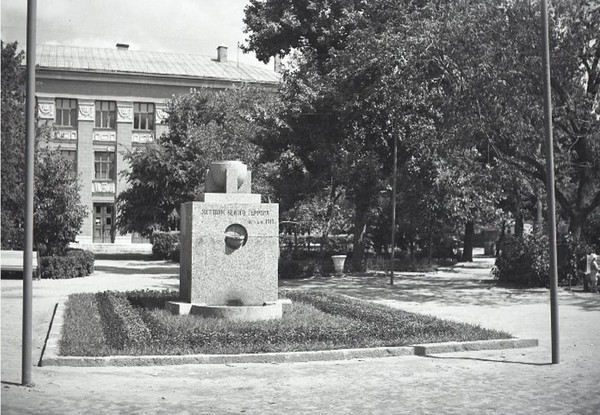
[[34, 146, 87, 255], [244, 0, 599, 270], [1, 41, 86, 256], [116, 86, 278, 237], [244, 1, 406, 270], [1, 41, 26, 250], [430, 1, 600, 241], [244, 0, 501, 268]]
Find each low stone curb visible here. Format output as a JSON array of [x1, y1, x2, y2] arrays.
[[41, 301, 538, 367], [413, 338, 539, 355]]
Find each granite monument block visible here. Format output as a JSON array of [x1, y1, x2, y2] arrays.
[[168, 160, 283, 321]]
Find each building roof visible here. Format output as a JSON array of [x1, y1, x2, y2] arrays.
[[36, 44, 279, 84]]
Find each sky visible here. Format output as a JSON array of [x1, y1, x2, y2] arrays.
[[1, 0, 271, 68]]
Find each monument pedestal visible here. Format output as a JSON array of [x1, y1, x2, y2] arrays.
[[169, 160, 283, 321]]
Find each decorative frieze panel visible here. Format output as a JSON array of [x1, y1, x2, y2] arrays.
[[78, 102, 95, 122], [155, 106, 168, 124], [92, 182, 116, 193], [37, 100, 55, 120], [93, 131, 117, 142], [117, 103, 133, 123], [55, 130, 77, 140], [132, 132, 154, 144]]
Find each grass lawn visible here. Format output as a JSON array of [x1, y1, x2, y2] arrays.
[[60, 289, 512, 357]]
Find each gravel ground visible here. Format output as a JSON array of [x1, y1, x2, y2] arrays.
[[2, 255, 599, 414]]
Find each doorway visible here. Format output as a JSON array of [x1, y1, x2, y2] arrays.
[[93, 203, 114, 243]]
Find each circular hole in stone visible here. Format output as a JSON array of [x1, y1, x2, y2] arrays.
[[224, 224, 248, 249]]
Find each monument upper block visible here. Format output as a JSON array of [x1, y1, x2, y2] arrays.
[[205, 160, 252, 194]]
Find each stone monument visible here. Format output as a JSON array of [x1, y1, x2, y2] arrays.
[[167, 160, 284, 321]]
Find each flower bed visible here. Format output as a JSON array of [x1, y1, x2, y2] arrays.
[[59, 289, 512, 357]]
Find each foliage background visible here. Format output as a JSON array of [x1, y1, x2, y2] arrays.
[[1, 41, 86, 256]]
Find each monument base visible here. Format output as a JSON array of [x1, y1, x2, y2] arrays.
[[166, 300, 291, 322]]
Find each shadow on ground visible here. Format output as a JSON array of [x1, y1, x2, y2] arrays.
[[94, 265, 179, 276], [420, 354, 553, 366], [281, 263, 600, 311]]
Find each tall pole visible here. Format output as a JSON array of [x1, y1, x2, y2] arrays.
[[540, 0, 560, 364], [23, 0, 37, 386], [390, 129, 397, 285]]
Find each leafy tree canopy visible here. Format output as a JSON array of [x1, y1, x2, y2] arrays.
[[116, 86, 279, 237]]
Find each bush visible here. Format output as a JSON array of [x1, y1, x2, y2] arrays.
[[126, 289, 179, 310], [152, 231, 180, 262], [95, 291, 151, 350], [494, 234, 549, 287], [279, 257, 335, 279], [494, 234, 591, 288], [39, 249, 94, 279], [558, 235, 595, 289], [366, 254, 439, 272]]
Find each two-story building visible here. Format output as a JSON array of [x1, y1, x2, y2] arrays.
[[35, 43, 279, 244]]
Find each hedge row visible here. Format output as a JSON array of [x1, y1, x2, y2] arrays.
[[283, 290, 511, 343], [152, 231, 180, 262], [134, 299, 366, 354], [59, 293, 108, 356], [126, 289, 179, 310], [39, 249, 94, 279], [95, 291, 151, 350], [60, 289, 513, 356], [278, 257, 336, 279]]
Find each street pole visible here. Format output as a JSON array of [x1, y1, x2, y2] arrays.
[[540, 0, 560, 364], [22, 0, 37, 386], [390, 129, 397, 285]]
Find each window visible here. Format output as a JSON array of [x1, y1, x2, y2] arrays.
[[95, 101, 116, 129], [60, 149, 77, 171], [94, 152, 115, 180], [55, 98, 77, 127], [134, 103, 155, 130]]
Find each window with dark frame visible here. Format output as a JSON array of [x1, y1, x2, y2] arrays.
[[134, 102, 155, 130], [55, 98, 77, 127], [95, 101, 116, 129], [94, 152, 115, 180]]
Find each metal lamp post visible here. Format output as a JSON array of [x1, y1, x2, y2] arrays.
[[22, 0, 37, 386], [540, 0, 560, 364]]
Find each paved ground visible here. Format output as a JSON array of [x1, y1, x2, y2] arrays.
[[2, 255, 600, 414]]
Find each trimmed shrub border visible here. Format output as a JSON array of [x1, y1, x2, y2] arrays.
[[41, 300, 538, 367], [39, 249, 95, 279], [151, 231, 180, 262]]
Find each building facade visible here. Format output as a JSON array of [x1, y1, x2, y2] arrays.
[[35, 44, 278, 244]]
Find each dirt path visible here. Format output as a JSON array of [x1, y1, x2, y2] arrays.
[[2, 257, 599, 414]]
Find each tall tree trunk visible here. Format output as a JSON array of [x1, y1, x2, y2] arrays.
[[320, 184, 341, 252], [533, 144, 544, 235], [496, 220, 506, 257], [462, 221, 474, 262], [427, 225, 433, 265], [514, 215, 524, 237], [352, 204, 368, 272], [533, 195, 544, 234], [569, 212, 584, 242]]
